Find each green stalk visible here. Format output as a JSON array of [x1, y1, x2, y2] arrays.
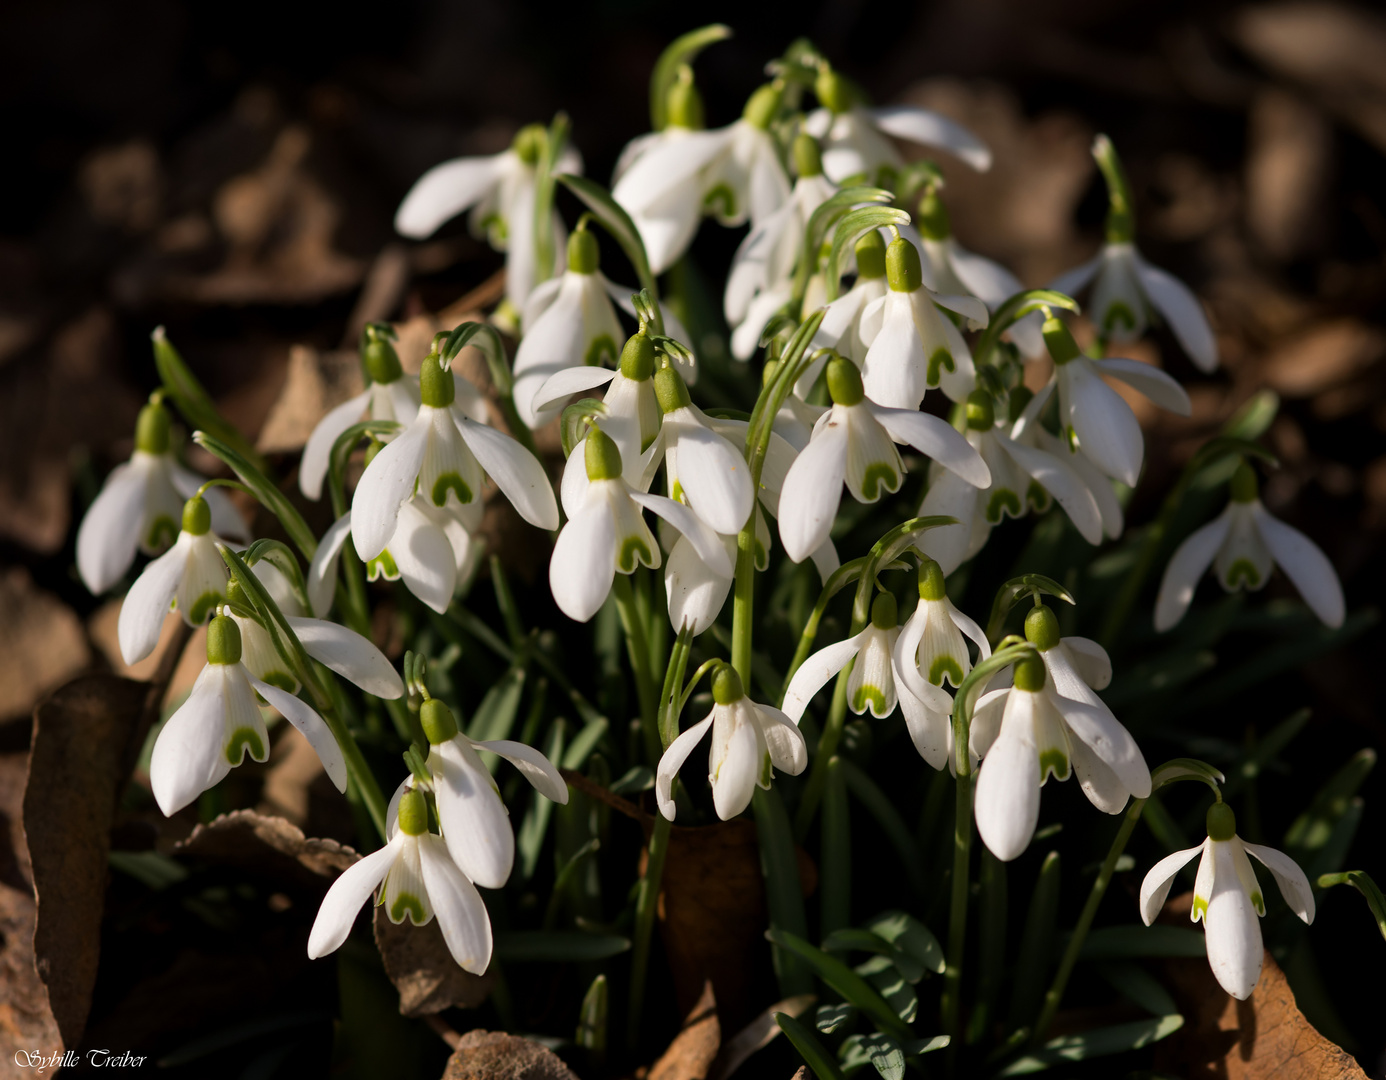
[[627, 807, 673, 1052], [612, 575, 659, 763], [730, 527, 758, 681]]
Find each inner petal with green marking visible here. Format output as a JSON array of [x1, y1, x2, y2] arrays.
[[225, 727, 266, 766], [185, 591, 225, 626], [617, 535, 654, 574], [852, 685, 887, 714], [367, 549, 401, 581], [390, 893, 427, 925], [145, 515, 178, 551], [702, 183, 736, 220], [859, 462, 901, 502], [986, 488, 1022, 524], [1025, 480, 1051, 512], [1103, 300, 1137, 334], [432, 473, 473, 507], [929, 655, 964, 687], [926, 347, 955, 385], [1222, 558, 1261, 590], [585, 334, 618, 367], [1038, 748, 1071, 782]]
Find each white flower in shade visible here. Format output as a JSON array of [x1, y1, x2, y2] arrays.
[[1034, 315, 1192, 487], [804, 230, 889, 375], [777, 357, 990, 564], [1140, 802, 1313, 1000], [917, 391, 1104, 575], [550, 426, 730, 623], [656, 665, 807, 821], [613, 83, 791, 275], [804, 68, 992, 182], [1025, 420, 1125, 542], [859, 237, 989, 409], [118, 495, 237, 665], [351, 352, 558, 565], [724, 134, 838, 361], [1155, 461, 1344, 631], [308, 787, 493, 974], [783, 592, 956, 734], [151, 613, 346, 815], [77, 398, 247, 595], [394, 124, 581, 312]]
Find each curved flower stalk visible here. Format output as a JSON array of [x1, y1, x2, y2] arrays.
[[804, 66, 992, 182], [1034, 315, 1192, 487], [1140, 802, 1313, 999], [860, 236, 989, 409], [118, 494, 238, 665], [657, 664, 806, 821], [918, 391, 1104, 575], [351, 350, 558, 566], [777, 357, 989, 563], [151, 612, 347, 815], [725, 134, 838, 361], [78, 397, 247, 594], [308, 787, 493, 974], [1155, 460, 1344, 631], [613, 82, 791, 275], [394, 124, 581, 312], [550, 426, 729, 622], [1050, 135, 1217, 372]]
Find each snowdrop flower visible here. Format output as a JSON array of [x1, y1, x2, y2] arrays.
[[918, 391, 1104, 575], [1140, 802, 1313, 999], [777, 357, 989, 563], [550, 426, 729, 622], [308, 787, 493, 974], [725, 134, 838, 361], [860, 237, 989, 409], [783, 593, 954, 746], [804, 230, 889, 378], [614, 82, 791, 275], [664, 510, 770, 636], [1037, 315, 1191, 487], [351, 351, 558, 566], [1155, 461, 1344, 631], [657, 664, 806, 821], [611, 66, 707, 184], [804, 67, 992, 183], [77, 397, 247, 594], [1022, 413, 1125, 542], [118, 495, 236, 665], [151, 612, 346, 815], [1050, 136, 1217, 372], [395, 124, 580, 312]]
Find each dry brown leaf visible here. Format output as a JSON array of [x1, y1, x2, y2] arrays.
[[373, 905, 493, 1017], [174, 808, 357, 889], [89, 604, 204, 707], [0, 568, 90, 723], [1261, 320, 1386, 398], [648, 980, 720, 1080], [256, 344, 363, 454], [441, 1029, 580, 1079], [708, 994, 815, 1080]]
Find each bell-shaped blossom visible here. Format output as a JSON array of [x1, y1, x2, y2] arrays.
[[308, 787, 493, 974], [1155, 462, 1344, 631], [778, 357, 989, 564], [550, 426, 729, 622], [1140, 803, 1313, 999], [860, 237, 988, 408], [351, 352, 557, 564], [805, 231, 890, 376], [613, 83, 791, 275], [78, 398, 247, 595], [804, 69, 991, 181], [118, 495, 237, 665], [918, 391, 1104, 575], [151, 612, 346, 815], [1025, 421, 1125, 542], [657, 665, 806, 821], [394, 124, 581, 311], [664, 510, 766, 636]]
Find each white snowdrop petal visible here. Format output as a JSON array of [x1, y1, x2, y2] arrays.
[[176, 535, 230, 628], [531, 366, 616, 418], [631, 490, 730, 578], [656, 714, 715, 821], [1044, 651, 1149, 798], [1242, 841, 1315, 924], [287, 615, 403, 699], [389, 502, 458, 615], [431, 741, 514, 890], [1154, 511, 1233, 631], [1001, 437, 1103, 544], [872, 405, 991, 488], [118, 537, 190, 665], [898, 684, 952, 771], [1204, 841, 1265, 1000], [974, 724, 1040, 862], [1048, 252, 1103, 300], [861, 292, 930, 411], [1134, 254, 1219, 373], [150, 664, 231, 815], [777, 419, 848, 563], [781, 631, 867, 724], [418, 836, 494, 974], [843, 408, 903, 505], [869, 105, 992, 171], [1063, 361, 1144, 487], [1066, 729, 1134, 814], [665, 533, 733, 636], [300, 390, 372, 500], [1252, 504, 1345, 629], [77, 460, 149, 594], [307, 513, 354, 618], [710, 709, 761, 821], [917, 469, 983, 576], [672, 423, 754, 534], [468, 738, 569, 804], [1139, 844, 1205, 926], [947, 602, 992, 663], [1058, 637, 1112, 691], [550, 498, 618, 623], [395, 155, 505, 239], [1095, 358, 1193, 417], [252, 676, 348, 793], [351, 416, 430, 561], [307, 837, 402, 958], [456, 415, 559, 530], [755, 705, 808, 775], [847, 628, 898, 718]]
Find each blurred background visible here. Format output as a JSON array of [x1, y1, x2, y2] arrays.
[[1, 0, 1384, 1076]]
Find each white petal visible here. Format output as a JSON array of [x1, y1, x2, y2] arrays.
[[1058, 637, 1112, 691], [947, 602, 992, 662], [629, 490, 730, 578], [531, 366, 616, 418], [395, 155, 505, 238], [974, 721, 1040, 862], [1242, 841, 1315, 924], [307, 513, 353, 619], [307, 836, 402, 958], [656, 714, 714, 820], [389, 501, 457, 614], [731, 281, 794, 361], [1154, 511, 1233, 631], [431, 740, 514, 889], [1063, 361, 1144, 486], [77, 459, 149, 594], [521, 275, 565, 332], [118, 537, 190, 664], [550, 498, 617, 623], [843, 407, 904, 504], [755, 704, 808, 776], [150, 663, 232, 815], [672, 422, 754, 534], [710, 708, 762, 820], [176, 534, 230, 627], [1134, 254, 1218, 373], [1205, 840, 1265, 1000], [847, 628, 898, 718], [468, 738, 569, 803], [287, 615, 403, 699], [1139, 845, 1205, 925], [871, 404, 990, 488], [631, 199, 705, 277], [1047, 252, 1103, 299], [1000, 437, 1103, 544], [1044, 653, 1150, 799], [868, 105, 992, 171], [417, 835, 493, 974], [898, 681, 953, 771], [929, 290, 991, 329], [781, 630, 866, 723], [890, 618, 957, 712], [968, 685, 1011, 763], [665, 532, 733, 635], [1037, 428, 1124, 538], [1095, 358, 1192, 417], [777, 418, 848, 563], [252, 676, 348, 792], [455, 415, 559, 530], [351, 416, 430, 561], [1252, 504, 1345, 629], [917, 468, 983, 576], [946, 241, 1023, 308], [861, 292, 929, 411], [613, 128, 729, 216], [300, 390, 372, 500]]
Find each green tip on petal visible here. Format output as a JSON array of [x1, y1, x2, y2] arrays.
[[397, 788, 430, 836], [1024, 605, 1061, 652], [620, 332, 656, 381], [815, 66, 851, 114], [1206, 801, 1237, 842], [793, 133, 822, 178], [134, 399, 172, 455], [965, 390, 995, 431], [826, 356, 864, 406], [206, 613, 242, 665], [667, 70, 705, 130], [420, 698, 459, 745], [712, 663, 745, 706], [362, 330, 404, 385], [654, 366, 692, 414], [585, 427, 624, 481], [182, 495, 211, 536], [886, 238, 922, 293], [567, 227, 600, 274], [1041, 317, 1081, 366], [916, 186, 951, 242], [1013, 655, 1047, 692], [513, 123, 547, 166], [918, 558, 947, 601], [870, 591, 898, 630], [742, 83, 783, 130], [419, 351, 455, 408], [1230, 460, 1259, 504], [855, 229, 886, 280]]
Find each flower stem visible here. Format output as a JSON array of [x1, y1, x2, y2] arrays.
[[1030, 796, 1146, 1045], [613, 574, 660, 764], [627, 806, 673, 1053], [731, 526, 758, 682]]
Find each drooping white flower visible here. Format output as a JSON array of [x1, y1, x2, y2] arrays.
[[859, 237, 989, 409], [777, 356, 990, 564], [1155, 461, 1344, 631], [804, 230, 889, 375], [550, 426, 729, 623], [918, 390, 1104, 575], [150, 612, 346, 815], [1140, 802, 1313, 999], [351, 351, 558, 565], [613, 82, 791, 275], [657, 664, 806, 821], [394, 124, 581, 312], [118, 495, 238, 665], [308, 787, 493, 974], [77, 398, 247, 595], [804, 68, 991, 182]]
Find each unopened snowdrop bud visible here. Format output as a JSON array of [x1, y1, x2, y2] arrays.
[[585, 426, 624, 481], [421, 698, 460, 745], [134, 399, 172, 455], [826, 356, 865, 406], [362, 327, 404, 385], [567, 227, 600, 275], [815, 67, 852, 114], [396, 787, 430, 836], [1041, 316, 1081, 366], [856, 230, 886, 280], [916, 186, 951, 243], [712, 663, 745, 706], [1024, 604, 1061, 652], [793, 133, 823, 178], [512, 123, 546, 166], [742, 83, 783, 131], [965, 390, 994, 431], [654, 366, 693, 415], [886, 237, 924, 293], [182, 495, 211, 536]]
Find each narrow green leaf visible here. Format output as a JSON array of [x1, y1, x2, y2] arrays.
[[467, 667, 527, 748], [518, 718, 567, 880], [766, 929, 914, 1039], [1007, 851, 1060, 1032], [1149, 758, 1226, 792], [493, 930, 630, 962], [777, 1011, 847, 1080], [1220, 708, 1311, 800], [1317, 870, 1386, 943], [152, 327, 266, 471], [531, 112, 570, 295], [999, 1015, 1184, 1074], [195, 431, 318, 560], [563, 717, 608, 770], [824, 206, 912, 301], [557, 174, 659, 327], [838, 761, 927, 896], [1078, 925, 1205, 959], [822, 929, 923, 984], [969, 845, 1007, 1043], [857, 953, 917, 1024], [840, 1032, 904, 1080], [863, 910, 944, 976], [1304, 797, 1363, 880], [756, 788, 814, 996], [1221, 389, 1279, 441], [649, 24, 732, 129], [971, 290, 1081, 367], [576, 974, 608, 1056], [821, 757, 851, 937], [1285, 748, 1376, 860], [815, 1002, 856, 1034], [1094, 961, 1177, 1016], [901, 1035, 949, 1055], [610, 765, 654, 794]]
